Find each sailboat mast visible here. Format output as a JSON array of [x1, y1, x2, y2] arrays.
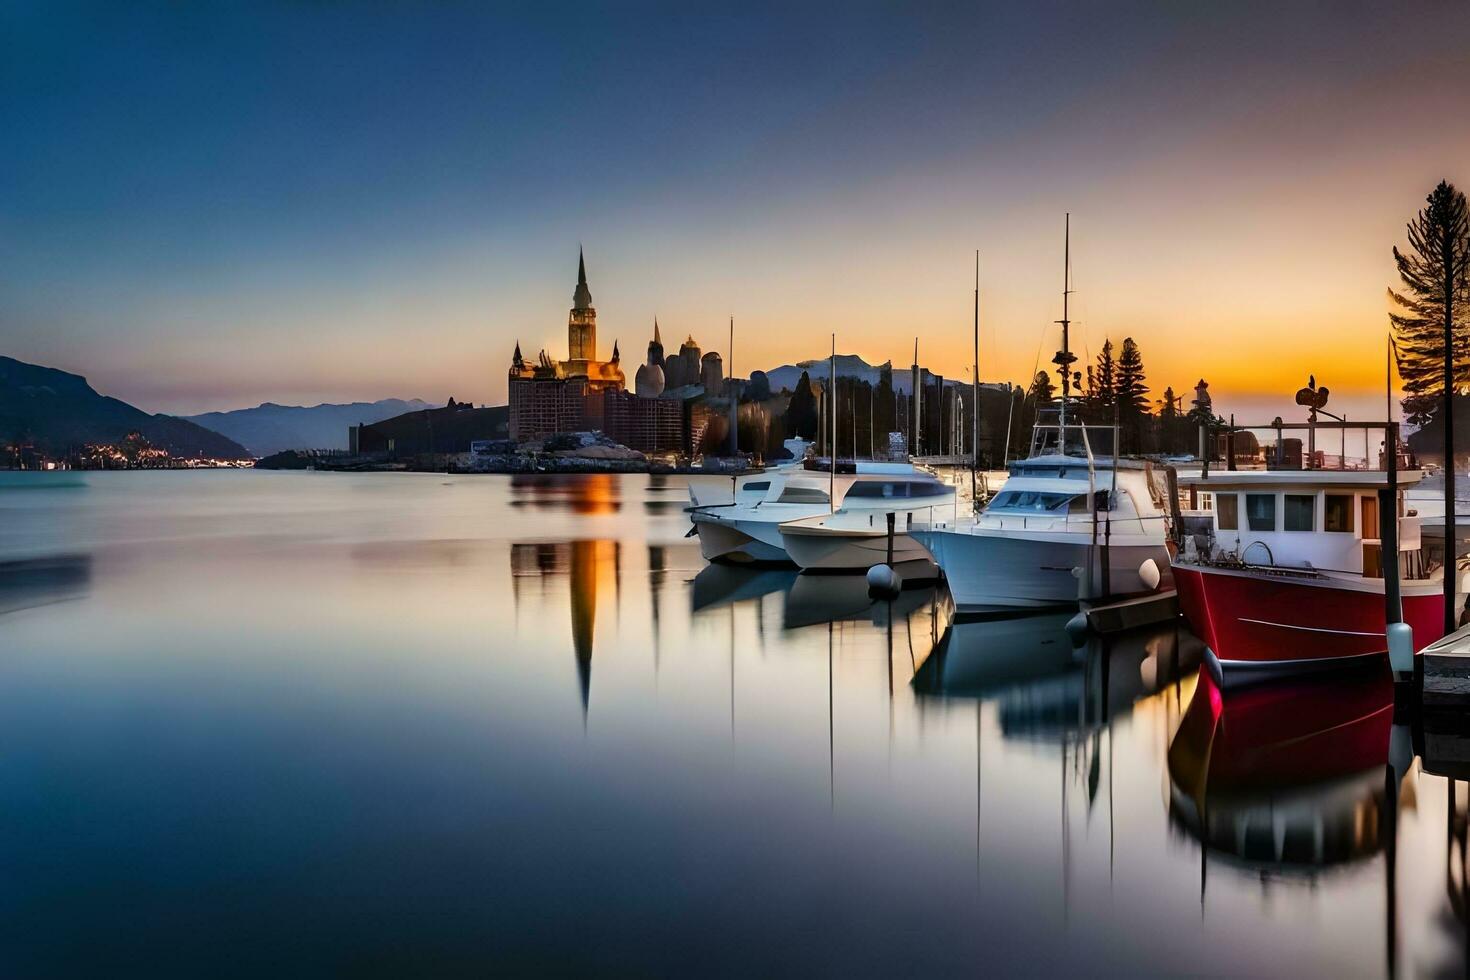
[[830, 334, 836, 511], [972, 249, 979, 506], [1059, 214, 1071, 452]]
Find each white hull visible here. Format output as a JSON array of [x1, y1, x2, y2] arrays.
[[912, 527, 1172, 613], [691, 508, 826, 564], [778, 523, 938, 578]]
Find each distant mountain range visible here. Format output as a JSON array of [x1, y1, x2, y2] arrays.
[[761, 355, 1010, 395], [0, 356, 249, 458], [184, 398, 434, 456]]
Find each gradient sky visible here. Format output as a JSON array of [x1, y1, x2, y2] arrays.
[[3, 2, 1469, 419]]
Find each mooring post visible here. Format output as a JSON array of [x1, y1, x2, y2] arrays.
[[1382, 421, 1413, 684]]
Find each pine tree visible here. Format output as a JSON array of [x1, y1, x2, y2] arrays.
[[1115, 338, 1149, 418], [783, 370, 819, 439], [1092, 340, 1116, 417], [1029, 370, 1055, 405], [1158, 386, 1178, 419], [1389, 180, 1470, 426]]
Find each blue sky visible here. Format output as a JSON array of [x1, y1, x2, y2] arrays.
[[3, 2, 1469, 416]]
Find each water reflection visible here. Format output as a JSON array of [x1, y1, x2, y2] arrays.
[[1169, 665, 1399, 870], [511, 540, 620, 717], [4, 471, 1469, 975], [509, 473, 621, 514], [0, 554, 92, 616]]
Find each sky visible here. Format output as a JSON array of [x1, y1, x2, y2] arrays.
[[3, 1, 1469, 419]]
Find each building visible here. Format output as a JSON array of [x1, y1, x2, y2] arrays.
[[351, 400, 509, 455], [508, 251, 626, 441], [634, 320, 667, 397], [603, 389, 687, 454]]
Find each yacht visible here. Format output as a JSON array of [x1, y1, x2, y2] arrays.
[[777, 469, 957, 578], [688, 460, 957, 566], [911, 450, 1174, 614], [910, 214, 1173, 616]]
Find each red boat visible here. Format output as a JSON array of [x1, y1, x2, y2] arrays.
[[1172, 417, 1447, 677]]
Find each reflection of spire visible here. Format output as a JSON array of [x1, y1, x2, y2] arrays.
[[570, 540, 598, 721], [647, 546, 665, 673]]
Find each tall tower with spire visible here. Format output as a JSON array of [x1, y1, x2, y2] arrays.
[[568, 249, 597, 361]]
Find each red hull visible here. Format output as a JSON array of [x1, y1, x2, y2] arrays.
[[1174, 564, 1444, 667]]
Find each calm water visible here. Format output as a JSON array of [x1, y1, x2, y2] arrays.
[[1, 471, 1467, 977]]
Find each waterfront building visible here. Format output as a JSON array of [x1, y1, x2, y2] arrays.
[[508, 251, 627, 441], [634, 320, 667, 397]]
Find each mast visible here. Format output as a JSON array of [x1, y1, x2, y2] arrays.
[[972, 249, 980, 506], [1054, 214, 1074, 454], [911, 338, 920, 457], [728, 316, 737, 457], [830, 334, 837, 511]]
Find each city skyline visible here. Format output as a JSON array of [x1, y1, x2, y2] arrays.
[[5, 3, 1469, 420]]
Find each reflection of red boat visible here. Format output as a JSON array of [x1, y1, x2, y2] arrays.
[[1168, 665, 1397, 867], [1172, 432, 1445, 674]]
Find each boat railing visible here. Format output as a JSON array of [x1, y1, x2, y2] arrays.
[[1208, 420, 1411, 473]]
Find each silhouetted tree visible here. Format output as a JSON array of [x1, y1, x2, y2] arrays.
[[783, 370, 819, 439], [1087, 340, 1116, 420], [1115, 338, 1149, 418], [1390, 180, 1470, 426]]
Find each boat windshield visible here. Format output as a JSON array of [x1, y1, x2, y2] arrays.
[[987, 490, 1083, 513], [776, 486, 830, 504], [844, 481, 950, 499]]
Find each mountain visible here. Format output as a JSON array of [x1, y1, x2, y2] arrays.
[[184, 398, 434, 455], [761, 354, 1012, 394], [0, 356, 250, 458]]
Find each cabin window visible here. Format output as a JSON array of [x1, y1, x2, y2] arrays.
[[845, 481, 949, 499], [988, 490, 1075, 513], [776, 487, 830, 504], [1324, 494, 1354, 533], [1284, 495, 1315, 531], [742, 481, 771, 493], [1245, 493, 1276, 532], [1215, 493, 1239, 530]]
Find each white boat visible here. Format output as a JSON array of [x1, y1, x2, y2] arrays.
[[911, 215, 1173, 616], [911, 453, 1173, 614], [777, 471, 956, 578], [688, 461, 956, 566]]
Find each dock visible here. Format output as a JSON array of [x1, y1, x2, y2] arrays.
[[1421, 623, 1470, 708], [1078, 590, 1179, 636]]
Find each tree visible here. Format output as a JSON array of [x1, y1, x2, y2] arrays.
[[783, 370, 819, 440], [1389, 180, 1470, 426], [1029, 370, 1055, 405], [1158, 386, 1179, 419], [1090, 340, 1116, 419], [1115, 338, 1149, 417]]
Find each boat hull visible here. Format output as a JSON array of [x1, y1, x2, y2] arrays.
[[1173, 563, 1445, 673], [911, 528, 1172, 613], [778, 524, 938, 578], [690, 513, 793, 564]]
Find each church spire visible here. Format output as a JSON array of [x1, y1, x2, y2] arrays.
[[653, 317, 661, 345], [573, 247, 592, 310]]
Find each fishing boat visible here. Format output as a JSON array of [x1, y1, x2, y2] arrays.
[[1171, 414, 1446, 678]]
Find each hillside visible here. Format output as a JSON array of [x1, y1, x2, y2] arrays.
[[0, 356, 249, 458], [185, 398, 433, 455], [761, 354, 1015, 395]]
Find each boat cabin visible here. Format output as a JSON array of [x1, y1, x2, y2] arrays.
[[975, 455, 1170, 534], [1176, 419, 1427, 580]]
